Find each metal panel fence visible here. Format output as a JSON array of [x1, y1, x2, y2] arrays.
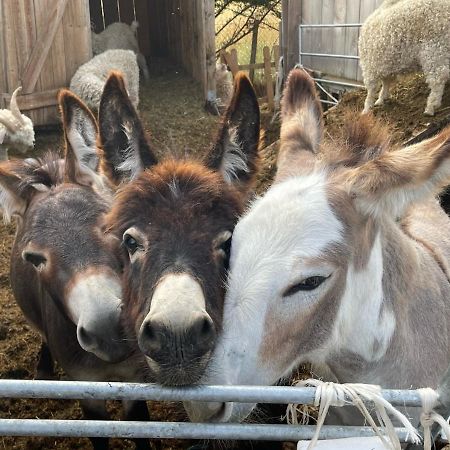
[[0, 379, 440, 443]]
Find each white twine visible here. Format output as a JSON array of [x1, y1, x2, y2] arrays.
[[287, 379, 421, 450], [418, 387, 450, 450]]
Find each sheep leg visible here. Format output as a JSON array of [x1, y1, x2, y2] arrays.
[[422, 57, 450, 116], [375, 77, 394, 106], [362, 79, 378, 114], [137, 52, 150, 81]]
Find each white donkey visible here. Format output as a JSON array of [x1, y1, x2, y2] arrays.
[[185, 69, 450, 424]]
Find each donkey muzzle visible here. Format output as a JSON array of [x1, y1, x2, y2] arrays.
[[138, 273, 217, 384]]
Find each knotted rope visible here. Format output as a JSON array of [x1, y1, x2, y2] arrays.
[[418, 387, 450, 450], [286, 379, 421, 450]]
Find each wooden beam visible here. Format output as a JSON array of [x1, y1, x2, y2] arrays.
[[0, 89, 59, 111], [21, 0, 69, 94], [285, 0, 302, 72], [263, 46, 274, 110], [204, 0, 218, 115]]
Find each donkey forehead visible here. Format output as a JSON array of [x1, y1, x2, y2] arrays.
[[111, 161, 241, 231], [233, 172, 344, 264], [26, 186, 108, 242]]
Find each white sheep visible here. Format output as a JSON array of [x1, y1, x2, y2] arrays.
[[70, 49, 139, 110], [215, 62, 233, 109], [359, 0, 450, 116], [92, 21, 150, 81], [0, 87, 35, 160]]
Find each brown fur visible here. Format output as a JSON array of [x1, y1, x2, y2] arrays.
[[101, 71, 261, 385]]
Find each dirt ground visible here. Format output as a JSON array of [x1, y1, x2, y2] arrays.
[[1, 65, 449, 449]]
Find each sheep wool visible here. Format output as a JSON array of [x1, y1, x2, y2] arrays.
[[92, 21, 150, 81], [70, 50, 139, 110], [359, 0, 450, 115]]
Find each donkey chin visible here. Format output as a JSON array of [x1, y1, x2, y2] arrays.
[[143, 352, 213, 386]]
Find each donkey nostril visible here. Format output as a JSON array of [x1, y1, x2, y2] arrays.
[[200, 317, 213, 338], [192, 315, 216, 351], [77, 326, 95, 350], [139, 319, 166, 357]]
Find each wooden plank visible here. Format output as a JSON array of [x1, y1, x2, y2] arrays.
[[135, 0, 152, 58], [334, 0, 347, 78], [118, 0, 134, 25], [249, 19, 259, 82], [286, 0, 302, 71], [21, 0, 69, 94], [3, 1, 20, 94], [1, 89, 59, 110], [344, 0, 361, 80], [89, 0, 104, 31], [102, 0, 119, 26], [204, 0, 216, 106], [263, 46, 274, 110], [320, 0, 334, 75], [0, 0, 5, 100]]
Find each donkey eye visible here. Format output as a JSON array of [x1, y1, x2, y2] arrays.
[[123, 234, 140, 255], [215, 231, 232, 270], [23, 251, 47, 269], [283, 276, 329, 297]]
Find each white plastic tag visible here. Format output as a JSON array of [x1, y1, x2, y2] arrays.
[[297, 436, 387, 449]]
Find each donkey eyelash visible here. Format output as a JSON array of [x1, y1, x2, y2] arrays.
[[282, 275, 331, 298]]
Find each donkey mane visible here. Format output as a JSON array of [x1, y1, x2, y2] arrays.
[[323, 113, 393, 168], [5, 152, 64, 195]]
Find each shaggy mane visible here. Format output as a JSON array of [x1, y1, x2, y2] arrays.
[[323, 113, 394, 168], [9, 151, 64, 195]]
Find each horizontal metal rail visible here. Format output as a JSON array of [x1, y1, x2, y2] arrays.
[[300, 23, 362, 28], [313, 77, 364, 89], [300, 52, 360, 60], [0, 419, 416, 442], [0, 380, 426, 407]]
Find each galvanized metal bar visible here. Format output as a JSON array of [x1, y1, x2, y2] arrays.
[[320, 99, 337, 105], [313, 77, 364, 89], [300, 23, 362, 28], [300, 52, 359, 60], [0, 380, 425, 407], [0, 419, 416, 442]]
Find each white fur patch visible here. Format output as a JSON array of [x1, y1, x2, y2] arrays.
[[147, 273, 206, 321], [116, 122, 143, 180], [332, 233, 395, 361], [67, 125, 98, 171], [220, 126, 249, 183]]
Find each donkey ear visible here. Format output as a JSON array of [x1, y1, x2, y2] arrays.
[[0, 161, 35, 222], [345, 126, 450, 218], [276, 69, 323, 182], [98, 71, 157, 184], [59, 89, 99, 183], [205, 72, 260, 193]]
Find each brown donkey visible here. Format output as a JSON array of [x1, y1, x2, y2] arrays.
[[99, 72, 260, 385], [0, 92, 150, 449]]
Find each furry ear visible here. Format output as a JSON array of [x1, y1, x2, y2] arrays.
[[276, 69, 323, 182], [205, 72, 260, 193], [59, 89, 99, 183], [98, 71, 157, 184], [0, 161, 36, 222], [345, 126, 450, 218]]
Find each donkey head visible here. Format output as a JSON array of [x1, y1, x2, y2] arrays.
[[0, 91, 129, 363], [185, 69, 450, 422], [101, 72, 260, 385]]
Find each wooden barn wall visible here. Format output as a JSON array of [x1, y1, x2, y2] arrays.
[[300, 0, 383, 81], [0, 0, 91, 126], [89, 0, 210, 89]]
